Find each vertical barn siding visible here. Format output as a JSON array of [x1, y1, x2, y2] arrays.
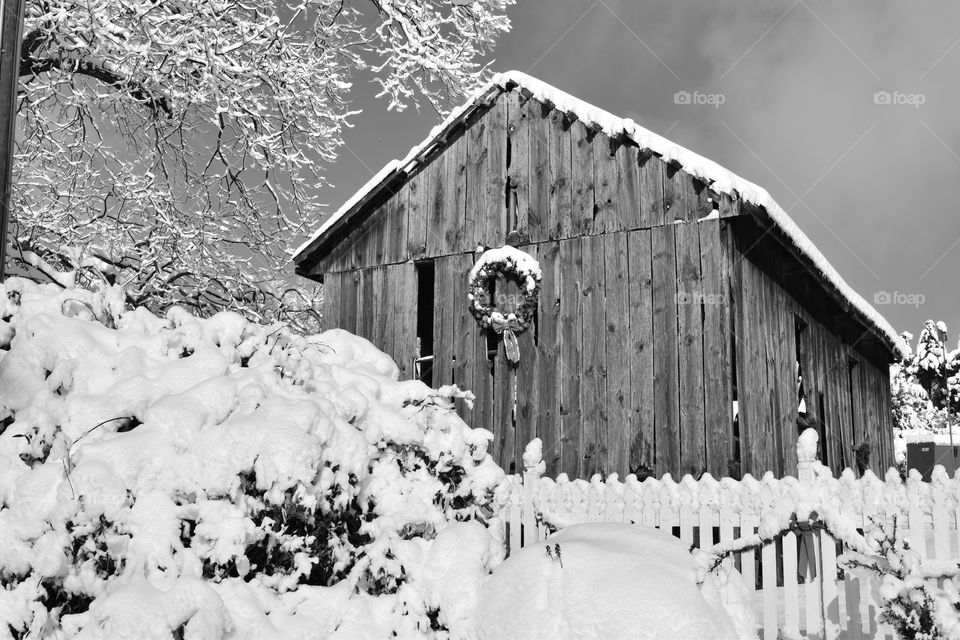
[[321, 272, 340, 332], [733, 237, 895, 478], [406, 171, 427, 260], [534, 242, 561, 475], [505, 92, 530, 241], [451, 253, 476, 416], [627, 229, 655, 474], [558, 238, 584, 475], [676, 221, 706, 478], [389, 264, 417, 379], [581, 234, 608, 476], [441, 133, 468, 254], [546, 108, 571, 242], [700, 219, 735, 477], [651, 224, 680, 476], [308, 88, 896, 480], [604, 233, 631, 475]]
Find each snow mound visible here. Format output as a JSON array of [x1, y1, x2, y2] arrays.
[[0, 278, 507, 638], [476, 523, 756, 640]]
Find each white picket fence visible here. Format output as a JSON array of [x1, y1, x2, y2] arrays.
[[499, 447, 960, 640]]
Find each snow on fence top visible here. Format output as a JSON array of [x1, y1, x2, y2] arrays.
[[512, 433, 960, 531], [293, 70, 907, 358]]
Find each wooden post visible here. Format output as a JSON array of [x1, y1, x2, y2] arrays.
[[0, 0, 25, 279]]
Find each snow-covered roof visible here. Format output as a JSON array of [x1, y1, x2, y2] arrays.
[[293, 70, 907, 359]]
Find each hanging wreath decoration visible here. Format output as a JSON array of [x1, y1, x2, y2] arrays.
[[467, 246, 542, 365]]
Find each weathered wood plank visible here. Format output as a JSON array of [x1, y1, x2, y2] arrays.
[[433, 257, 455, 387], [617, 142, 640, 231], [513, 244, 539, 473], [471, 250, 496, 455], [661, 163, 680, 225], [495, 332, 517, 474], [559, 238, 584, 476], [652, 224, 680, 477], [836, 343, 853, 474], [339, 270, 360, 333], [384, 185, 408, 264], [505, 91, 529, 244], [718, 190, 741, 219], [527, 98, 550, 242], [627, 229, 655, 476], [581, 234, 607, 477], [848, 357, 864, 457], [373, 266, 391, 352], [406, 170, 428, 260], [639, 154, 665, 228], [604, 232, 631, 475], [754, 261, 777, 475], [723, 221, 744, 478], [452, 254, 477, 415], [676, 221, 706, 478], [389, 264, 416, 378], [481, 97, 509, 247], [532, 243, 562, 474], [425, 145, 448, 258], [758, 270, 780, 476], [699, 218, 733, 477], [321, 274, 340, 331], [592, 131, 618, 234], [570, 120, 595, 238], [549, 111, 573, 241], [464, 114, 485, 253], [441, 134, 468, 255], [734, 257, 758, 476], [780, 297, 799, 478], [880, 366, 895, 472], [356, 267, 374, 343]]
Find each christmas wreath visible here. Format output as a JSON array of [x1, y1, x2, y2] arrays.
[[467, 246, 542, 363]]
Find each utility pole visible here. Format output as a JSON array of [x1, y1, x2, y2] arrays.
[[0, 0, 26, 280], [936, 324, 956, 473]]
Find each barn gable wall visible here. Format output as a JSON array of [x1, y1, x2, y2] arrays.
[[303, 91, 738, 277], [313, 88, 896, 479]]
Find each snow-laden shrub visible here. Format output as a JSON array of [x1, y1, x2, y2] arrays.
[[839, 516, 960, 640], [0, 278, 508, 638]]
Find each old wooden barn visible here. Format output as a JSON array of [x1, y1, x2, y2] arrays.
[[293, 71, 906, 481]]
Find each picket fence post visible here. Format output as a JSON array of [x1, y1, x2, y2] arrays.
[[521, 439, 546, 548]]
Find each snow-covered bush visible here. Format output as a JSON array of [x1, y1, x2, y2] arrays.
[[0, 278, 507, 638], [840, 517, 960, 640]]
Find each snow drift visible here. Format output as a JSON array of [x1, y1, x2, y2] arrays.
[[476, 523, 756, 640], [0, 278, 506, 638]]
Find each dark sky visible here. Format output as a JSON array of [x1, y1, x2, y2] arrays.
[[312, 0, 960, 343]]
